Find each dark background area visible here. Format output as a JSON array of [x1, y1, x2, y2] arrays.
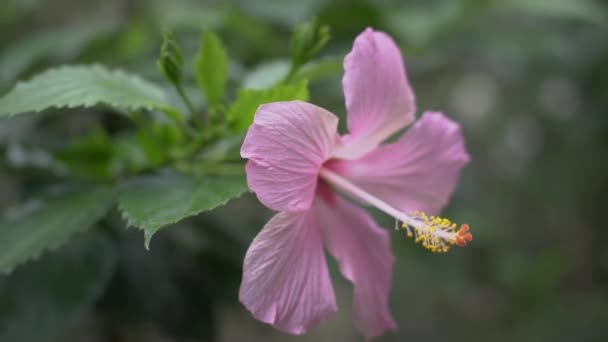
[[1, 0, 608, 341]]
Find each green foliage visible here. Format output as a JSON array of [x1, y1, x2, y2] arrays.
[[118, 172, 248, 249], [55, 129, 118, 180], [499, 0, 608, 25], [0, 234, 117, 342], [195, 31, 229, 106], [242, 56, 342, 89], [227, 80, 310, 131], [0, 185, 114, 274], [55, 122, 188, 181], [292, 56, 343, 83], [0, 21, 119, 87], [134, 121, 187, 168], [2, 1, 607, 339], [242, 60, 291, 89], [157, 29, 184, 86], [289, 18, 330, 68], [0, 65, 171, 117]]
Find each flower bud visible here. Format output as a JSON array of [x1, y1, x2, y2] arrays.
[[289, 18, 330, 68], [157, 29, 184, 86]]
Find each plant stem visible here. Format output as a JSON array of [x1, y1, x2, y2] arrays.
[[281, 62, 302, 84], [175, 84, 204, 129], [175, 84, 195, 115]]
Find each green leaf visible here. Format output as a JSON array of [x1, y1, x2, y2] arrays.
[[134, 121, 186, 167], [227, 79, 309, 131], [195, 31, 229, 106], [242, 56, 342, 90], [242, 60, 290, 89], [292, 56, 343, 83], [0, 65, 171, 117], [55, 128, 119, 180], [118, 172, 248, 249], [0, 184, 115, 274], [0, 234, 117, 342]]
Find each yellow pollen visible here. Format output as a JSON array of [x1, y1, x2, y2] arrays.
[[400, 211, 472, 253]]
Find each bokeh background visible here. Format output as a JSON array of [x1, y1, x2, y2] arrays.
[[1, 0, 608, 341]]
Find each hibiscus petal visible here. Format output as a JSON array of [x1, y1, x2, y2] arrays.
[[331, 111, 470, 215], [239, 209, 337, 335], [317, 193, 397, 339], [335, 27, 416, 159], [241, 100, 340, 211]]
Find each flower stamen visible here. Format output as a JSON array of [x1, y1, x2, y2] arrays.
[[319, 167, 472, 253], [400, 212, 472, 253]]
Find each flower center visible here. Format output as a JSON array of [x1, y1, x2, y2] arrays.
[[318, 167, 472, 253]]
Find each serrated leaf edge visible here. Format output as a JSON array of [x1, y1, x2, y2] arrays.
[[1, 64, 171, 116], [117, 182, 249, 250]]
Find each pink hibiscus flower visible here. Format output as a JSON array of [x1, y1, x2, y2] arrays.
[[239, 28, 471, 339]]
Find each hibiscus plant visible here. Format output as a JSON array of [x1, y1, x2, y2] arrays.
[[0, 18, 470, 341]]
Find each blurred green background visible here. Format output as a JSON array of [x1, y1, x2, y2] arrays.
[[1, 0, 608, 341]]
